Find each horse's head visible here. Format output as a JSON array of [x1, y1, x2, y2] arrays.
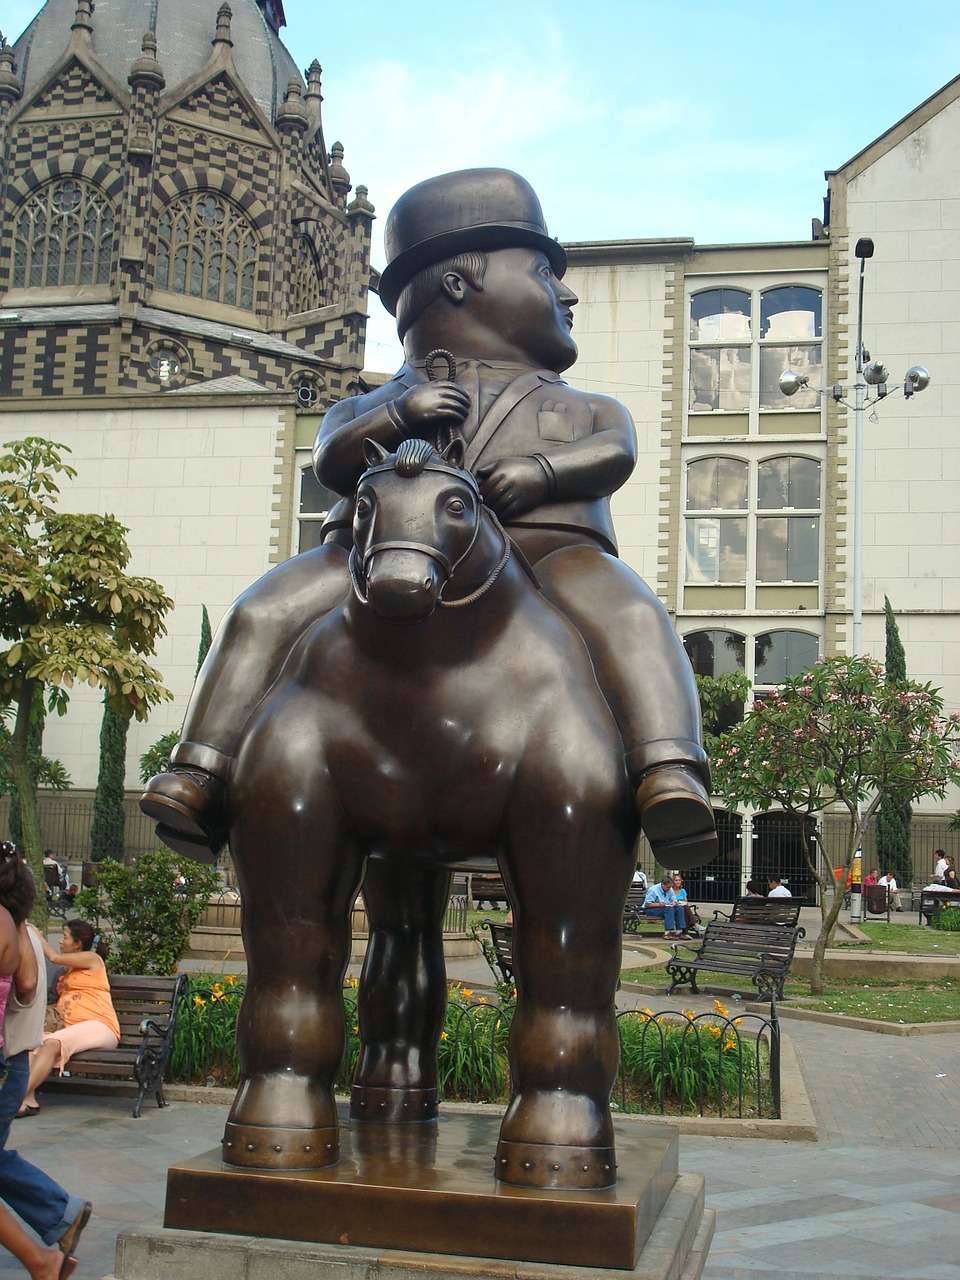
[[350, 438, 506, 621]]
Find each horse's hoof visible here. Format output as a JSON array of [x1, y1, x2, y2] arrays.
[[221, 1121, 339, 1170], [140, 768, 227, 853], [350, 1084, 438, 1124], [494, 1138, 617, 1190], [636, 766, 717, 870]]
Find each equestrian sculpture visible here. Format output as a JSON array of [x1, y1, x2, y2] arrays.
[[141, 168, 717, 1190]]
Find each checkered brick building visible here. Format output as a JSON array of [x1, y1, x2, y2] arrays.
[[0, 0, 376, 801]]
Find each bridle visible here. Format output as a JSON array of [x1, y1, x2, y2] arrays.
[[348, 456, 510, 610]]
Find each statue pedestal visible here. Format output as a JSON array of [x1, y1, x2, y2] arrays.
[[139, 1113, 712, 1276]]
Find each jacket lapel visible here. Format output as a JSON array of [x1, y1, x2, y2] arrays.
[[464, 370, 561, 470]]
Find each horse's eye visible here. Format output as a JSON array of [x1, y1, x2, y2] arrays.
[[355, 495, 372, 518], [446, 498, 467, 515]]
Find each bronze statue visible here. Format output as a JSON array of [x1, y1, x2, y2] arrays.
[[141, 168, 716, 1190]]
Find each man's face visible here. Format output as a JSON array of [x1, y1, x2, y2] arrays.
[[467, 247, 579, 372]]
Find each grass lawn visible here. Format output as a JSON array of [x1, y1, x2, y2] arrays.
[[845, 922, 960, 954]]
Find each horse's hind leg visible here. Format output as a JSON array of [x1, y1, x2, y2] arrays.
[[497, 743, 634, 1190], [351, 859, 451, 1124], [223, 717, 364, 1171]]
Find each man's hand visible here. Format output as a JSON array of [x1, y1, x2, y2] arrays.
[[476, 456, 550, 519], [395, 382, 470, 442]]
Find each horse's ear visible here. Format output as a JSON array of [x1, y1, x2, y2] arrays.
[[442, 437, 465, 470], [363, 438, 390, 467]]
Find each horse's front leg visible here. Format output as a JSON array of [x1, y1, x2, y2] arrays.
[[351, 859, 451, 1124], [497, 735, 634, 1190], [223, 698, 364, 1170]]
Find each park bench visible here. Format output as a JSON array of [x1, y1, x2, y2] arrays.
[[471, 873, 511, 909], [665, 920, 803, 1002], [622, 884, 700, 937], [713, 897, 805, 933], [918, 888, 960, 926], [42, 973, 187, 1117], [483, 920, 514, 984]]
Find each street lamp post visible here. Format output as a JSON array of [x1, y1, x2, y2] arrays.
[[779, 238, 930, 923]]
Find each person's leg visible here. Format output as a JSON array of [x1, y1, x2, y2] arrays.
[[0, 1199, 70, 1279], [644, 904, 668, 933], [526, 543, 716, 870], [0, 1052, 85, 1248], [22, 1040, 59, 1110], [140, 544, 350, 857]]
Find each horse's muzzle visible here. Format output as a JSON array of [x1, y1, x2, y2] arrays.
[[363, 550, 444, 620]]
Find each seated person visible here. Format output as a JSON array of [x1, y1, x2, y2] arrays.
[[942, 857, 960, 893], [643, 874, 685, 938], [671, 873, 700, 934], [877, 871, 903, 912], [19, 920, 119, 1117], [767, 876, 791, 899], [863, 868, 879, 888], [631, 867, 648, 892], [744, 879, 764, 898]]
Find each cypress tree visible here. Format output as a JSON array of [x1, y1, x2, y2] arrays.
[[876, 597, 913, 888], [90, 697, 130, 862], [7, 685, 45, 846], [197, 603, 212, 675]]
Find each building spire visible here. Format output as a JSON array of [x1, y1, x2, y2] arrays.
[[71, 0, 94, 37], [212, 3, 233, 49]]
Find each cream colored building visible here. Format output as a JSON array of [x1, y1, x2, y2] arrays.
[[564, 75, 960, 897]]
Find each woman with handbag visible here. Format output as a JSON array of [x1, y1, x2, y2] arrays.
[[18, 921, 119, 1118]]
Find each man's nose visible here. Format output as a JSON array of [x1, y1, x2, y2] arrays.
[[556, 278, 578, 306]]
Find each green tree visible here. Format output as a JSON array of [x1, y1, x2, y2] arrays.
[[0, 438, 173, 908], [139, 603, 213, 783], [90, 697, 129, 862], [875, 597, 913, 887], [712, 655, 960, 994], [74, 847, 221, 974], [1, 684, 71, 843]]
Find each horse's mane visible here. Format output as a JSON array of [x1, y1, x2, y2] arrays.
[[394, 438, 437, 477]]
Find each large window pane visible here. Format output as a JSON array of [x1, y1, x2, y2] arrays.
[[685, 517, 746, 583], [757, 457, 821, 510], [754, 631, 819, 684], [683, 630, 746, 677], [690, 288, 751, 341], [760, 287, 822, 340], [760, 344, 821, 410], [756, 516, 819, 581], [687, 457, 748, 510], [690, 347, 751, 412], [299, 467, 337, 516]]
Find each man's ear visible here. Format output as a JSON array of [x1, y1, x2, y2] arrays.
[[440, 270, 468, 305]]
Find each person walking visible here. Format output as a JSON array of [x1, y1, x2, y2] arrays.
[[0, 844, 86, 1277]]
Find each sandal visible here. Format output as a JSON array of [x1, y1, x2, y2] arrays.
[[16, 1104, 40, 1118]]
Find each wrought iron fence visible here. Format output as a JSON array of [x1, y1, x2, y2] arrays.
[[168, 980, 780, 1120]]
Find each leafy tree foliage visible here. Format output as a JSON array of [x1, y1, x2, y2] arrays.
[[0, 438, 172, 903], [695, 671, 751, 763], [875, 597, 913, 887], [90, 697, 129, 862], [74, 847, 221, 974], [712, 655, 960, 993], [139, 603, 213, 783]]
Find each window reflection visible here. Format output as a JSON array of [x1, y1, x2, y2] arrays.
[[690, 347, 751, 412], [683, 630, 746, 677], [687, 457, 748, 510], [757, 457, 820, 510], [754, 631, 818, 684], [690, 288, 751, 341], [685, 517, 746, 583], [760, 344, 821, 410], [756, 517, 818, 581], [298, 467, 338, 554], [760, 287, 822, 340]]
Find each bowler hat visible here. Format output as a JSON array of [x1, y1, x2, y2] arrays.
[[378, 168, 567, 314]]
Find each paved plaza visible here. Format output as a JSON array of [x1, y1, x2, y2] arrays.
[[3, 917, 959, 1278]]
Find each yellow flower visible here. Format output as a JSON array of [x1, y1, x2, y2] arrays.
[[462, 989, 474, 999], [193, 995, 206, 1007], [348, 976, 358, 988], [708, 1025, 721, 1039], [440, 1031, 448, 1041], [713, 999, 729, 1018], [723, 1038, 737, 1052], [224, 974, 236, 985], [733, 1017, 742, 1026], [478, 996, 488, 1004], [683, 1008, 694, 1020], [352, 1024, 358, 1034]]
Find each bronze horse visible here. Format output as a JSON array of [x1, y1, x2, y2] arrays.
[[222, 438, 637, 1190]]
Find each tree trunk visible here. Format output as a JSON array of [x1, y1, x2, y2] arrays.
[[10, 680, 48, 927]]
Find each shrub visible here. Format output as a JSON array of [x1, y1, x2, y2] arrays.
[[932, 907, 960, 932], [74, 847, 221, 974]]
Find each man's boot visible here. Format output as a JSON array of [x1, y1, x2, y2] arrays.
[[629, 741, 718, 870], [140, 747, 229, 861]]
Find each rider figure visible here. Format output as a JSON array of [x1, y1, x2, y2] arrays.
[[141, 168, 717, 869]]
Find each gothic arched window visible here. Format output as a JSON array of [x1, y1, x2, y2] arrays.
[[155, 192, 259, 310], [291, 236, 324, 315], [11, 178, 117, 289]]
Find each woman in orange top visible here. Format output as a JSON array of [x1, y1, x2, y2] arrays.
[[19, 921, 119, 1117]]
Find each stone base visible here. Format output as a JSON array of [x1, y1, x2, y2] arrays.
[[163, 1113, 688, 1271], [114, 1172, 712, 1280]]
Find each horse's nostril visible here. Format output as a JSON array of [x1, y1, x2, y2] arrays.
[[422, 577, 432, 591]]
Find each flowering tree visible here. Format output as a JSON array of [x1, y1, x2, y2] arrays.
[[712, 655, 960, 994], [0, 438, 173, 903]]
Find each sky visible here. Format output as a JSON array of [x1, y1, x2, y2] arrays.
[[5, 0, 960, 371]]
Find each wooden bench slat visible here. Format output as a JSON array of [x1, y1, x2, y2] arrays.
[[666, 919, 802, 1002]]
